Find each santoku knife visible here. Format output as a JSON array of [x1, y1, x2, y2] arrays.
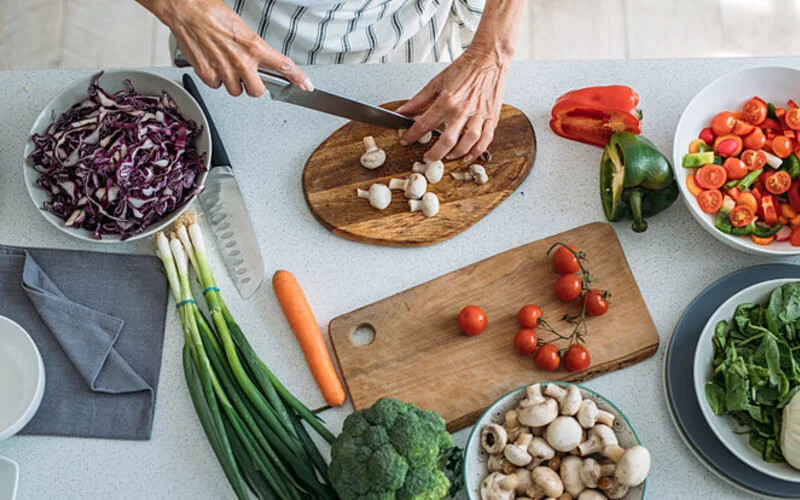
[[174, 52, 415, 130], [182, 74, 265, 299]]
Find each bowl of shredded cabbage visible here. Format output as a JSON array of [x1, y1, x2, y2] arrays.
[[23, 70, 211, 242]]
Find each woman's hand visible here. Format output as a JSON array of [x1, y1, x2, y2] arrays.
[[396, 42, 511, 163], [138, 0, 313, 97]]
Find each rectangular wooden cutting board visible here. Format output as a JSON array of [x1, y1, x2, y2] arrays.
[[328, 222, 659, 431]]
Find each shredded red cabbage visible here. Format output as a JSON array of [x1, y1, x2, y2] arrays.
[[28, 71, 207, 240]]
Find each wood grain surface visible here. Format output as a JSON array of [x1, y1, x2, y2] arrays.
[[329, 222, 659, 431], [302, 101, 536, 247]]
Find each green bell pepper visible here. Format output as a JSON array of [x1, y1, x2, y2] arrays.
[[754, 222, 783, 238], [780, 153, 800, 179], [738, 168, 763, 190], [682, 152, 715, 168], [601, 132, 679, 233], [713, 155, 725, 165]]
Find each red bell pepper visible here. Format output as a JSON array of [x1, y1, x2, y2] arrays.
[[726, 187, 741, 201], [550, 85, 642, 147], [762, 195, 779, 226], [789, 180, 800, 212]]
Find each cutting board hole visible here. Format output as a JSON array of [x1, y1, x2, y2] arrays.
[[352, 325, 375, 346]]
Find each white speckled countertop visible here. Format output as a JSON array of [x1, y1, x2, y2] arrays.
[[1, 58, 797, 499]]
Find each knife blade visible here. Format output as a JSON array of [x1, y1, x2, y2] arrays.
[[174, 52, 415, 130], [182, 74, 265, 299]]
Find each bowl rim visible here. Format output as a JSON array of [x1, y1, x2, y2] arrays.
[[462, 380, 645, 499], [0, 455, 20, 500], [21, 69, 211, 243], [0, 315, 45, 441], [693, 277, 800, 483], [673, 65, 800, 256]]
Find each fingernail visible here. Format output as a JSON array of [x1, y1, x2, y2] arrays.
[[399, 140, 408, 146], [302, 78, 314, 91]]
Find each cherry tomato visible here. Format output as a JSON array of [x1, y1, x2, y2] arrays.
[[514, 329, 539, 356], [554, 274, 582, 302], [458, 305, 487, 336], [787, 108, 800, 131], [712, 111, 737, 136], [697, 189, 723, 213], [741, 149, 767, 171], [766, 170, 792, 195], [742, 98, 768, 125], [732, 120, 755, 136], [723, 157, 747, 180], [695, 165, 727, 190], [699, 127, 716, 144], [737, 192, 758, 212], [563, 345, 592, 372], [772, 135, 793, 158], [582, 290, 610, 317], [552, 245, 580, 274], [518, 305, 543, 329], [730, 205, 755, 227], [534, 343, 561, 372], [743, 129, 767, 150], [715, 135, 743, 157]]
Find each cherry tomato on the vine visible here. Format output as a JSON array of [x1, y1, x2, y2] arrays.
[[518, 304, 543, 329], [582, 290, 610, 317], [563, 345, 591, 372], [534, 343, 561, 372], [552, 245, 580, 274], [458, 305, 487, 336], [555, 274, 582, 302], [514, 329, 539, 356]]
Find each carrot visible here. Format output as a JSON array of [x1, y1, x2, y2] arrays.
[[751, 234, 775, 245], [781, 203, 797, 219], [272, 270, 346, 407], [686, 175, 703, 197]]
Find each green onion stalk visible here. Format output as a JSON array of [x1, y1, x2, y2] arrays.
[[154, 211, 337, 500]]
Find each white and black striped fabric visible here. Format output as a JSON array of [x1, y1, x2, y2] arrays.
[[227, 0, 485, 64]]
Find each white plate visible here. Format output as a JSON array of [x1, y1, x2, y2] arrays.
[[0, 316, 45, 441], [463, 381, 645, 499], [22, 70, 211, 243], [693, 278, 800, 482], [673, 66, 800, 256], [0, 456, 19, 500]]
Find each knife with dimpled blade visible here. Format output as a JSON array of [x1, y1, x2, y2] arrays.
[[182, 74, 264, 299]]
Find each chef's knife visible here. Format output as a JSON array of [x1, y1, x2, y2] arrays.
[[174, 52, 416, 130], [182, 74, 265, 299]]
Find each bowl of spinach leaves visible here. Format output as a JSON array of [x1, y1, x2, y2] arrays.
[[695, 278, 800, 482]]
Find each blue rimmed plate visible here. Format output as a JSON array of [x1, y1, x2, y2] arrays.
[[665, 263, 800, 499], [463, 381, 646, 499]]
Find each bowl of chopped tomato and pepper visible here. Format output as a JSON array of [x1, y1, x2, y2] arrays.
[[674, 66, 800, 255]]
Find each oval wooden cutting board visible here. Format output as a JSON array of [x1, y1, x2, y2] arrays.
[[302, 101, 536, 247]]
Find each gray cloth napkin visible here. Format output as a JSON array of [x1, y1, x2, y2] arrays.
[[0, 244, 168, 440]]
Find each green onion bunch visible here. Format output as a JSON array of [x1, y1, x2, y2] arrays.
[[154, 210, 337, 500]]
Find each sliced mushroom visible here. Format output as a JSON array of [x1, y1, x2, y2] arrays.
[[481, 424, 508, 455], [546, 416, 583, 452], [545, 384, 583, 416], [418, 131, 433, 144], [578, 425, 618, 456], [356, 184, 391, 210], [560, 456, 585, 498], [481, 472, 515, 500], [504, 433, 534, 467], [360, 136, 385, 169]]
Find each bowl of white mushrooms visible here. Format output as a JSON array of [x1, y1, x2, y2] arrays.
[[464, 382, 651, 500]]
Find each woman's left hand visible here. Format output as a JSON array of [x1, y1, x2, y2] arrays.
[[396, 42, 511, 163]]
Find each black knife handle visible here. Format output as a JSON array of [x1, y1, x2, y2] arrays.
[[182, 74, 231, 168]]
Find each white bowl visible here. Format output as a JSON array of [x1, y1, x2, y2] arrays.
[[0, 316, 45, 441], [673, 66, 800, 256], [22, 70, 211, 243], [694, 278, 800, 482], [463, 381, 646, 499], [0, 456, 19, 500]]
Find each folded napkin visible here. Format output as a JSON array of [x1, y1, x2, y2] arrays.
[[0, 244, 168, 440]]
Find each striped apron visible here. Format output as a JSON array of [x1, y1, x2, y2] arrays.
[[227, 0, 486, 64]]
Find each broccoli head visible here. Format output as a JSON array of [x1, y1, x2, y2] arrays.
[[330, 398, 454, 500]]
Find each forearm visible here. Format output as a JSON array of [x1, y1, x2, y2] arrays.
[[471, 0, 525, 61]]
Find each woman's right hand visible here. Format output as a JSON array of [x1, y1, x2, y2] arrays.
[[138, 0, 313, 97]]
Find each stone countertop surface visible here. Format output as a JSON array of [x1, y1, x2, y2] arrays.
[[2, 58, 797, 499]]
